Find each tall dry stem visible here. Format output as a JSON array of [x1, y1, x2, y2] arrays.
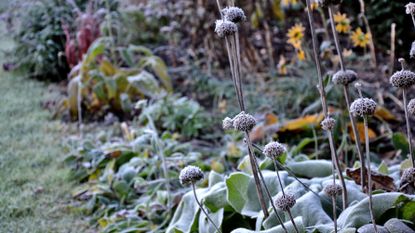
[[305, 0, 347, 209]]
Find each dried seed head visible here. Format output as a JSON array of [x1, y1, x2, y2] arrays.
[[263, 142, 286, 159], [408, 99, 415, 116], [406, 3, 415, 15], [274, 193, 296, 211], [324, 183, 342, 197], [390, 70, 415, 89], [318, 0, 342, 7], [222, 6, 246, 23], [401, 168, 415, 183], [233, 111, 256, 132], [215, 19, 238, 38], [223, 117, 234, 130], [179, 165, 204, 185], [350, 98, 377, 117], [410, 41, 415, 58], [332, 70, 358, 85], [321, 117, 336, 131]]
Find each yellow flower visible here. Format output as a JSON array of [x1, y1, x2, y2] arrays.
[[297, 49, 305, 61], [350, 28, 370, 48], [334, 12, 351, 33], [287, 23, 305, 49], [277, 55, 287, 75], [309, 0, 319, 10]]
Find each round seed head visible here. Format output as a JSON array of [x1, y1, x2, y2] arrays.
[[401, 168, 415, 183], [263, 142, 286, 159], [214, 19, 238, 38], [318, 0, 342, 7], [222, 6, 246, 23], [233, 111, 256, 132], [274, 193, 296, 211], [410, 41, 415, 58], [350, 98, 377, 117], [390, 70, 415, 88], [408, 99, 415, 116], [223, 117, 234, 130], [324, 183, 342, 197], [406, 3, 415, 15], [179, 165, 204, 185], [321, 117, 336, 131], [332, 70, 358, 85]]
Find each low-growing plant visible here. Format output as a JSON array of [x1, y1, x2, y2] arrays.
[[66, 38, 172, 121]]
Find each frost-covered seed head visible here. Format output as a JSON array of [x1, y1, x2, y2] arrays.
[[401, 168, 415, 183], [222, 6, 246, 23], [408, 99, 415, 116], [390, 70, 415, 88], [332, 70, 358, 85], [263, 142, 286, 159], [233, 111, 256, 132], [215, 19, 238, 38], [318, 0, 342, 7], [274, 193, 296, 211], [410, 41, 415, 58], [321, 117, 336, 131], [406, 3, 415, 15], [324, 183, 342, 197], [350, 98, 377, 117], [223, 117, 234, 130], [179, 165, 204, 185]]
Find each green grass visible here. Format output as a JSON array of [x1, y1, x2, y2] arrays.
[[0, 71, 90, 233], [0, 19, 89, 233]]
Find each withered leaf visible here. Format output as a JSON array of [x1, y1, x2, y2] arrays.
[[346, 167, 396, 192]]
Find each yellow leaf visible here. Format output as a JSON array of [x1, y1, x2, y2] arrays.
[[279, 113, 324, 132], [227, 143, 241, 158], [211, 160, 225, 173], [88, 169, 101, 181], [249, 125, 265, 142], [99, 59, 117, 76], [98, 218, 109, 228], [374, 106, 397, 122], [348, 122, 377, 143], [265, 113, 279, 125]]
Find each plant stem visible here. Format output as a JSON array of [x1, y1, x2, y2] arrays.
[[411, 14, 415, 30], [363, 116, 378, 233], [332, 196, 338, 233], [217, 1, 269, 217], [77, 79, 83, 138], [403, 89, 414, 167], [328, 131, 347, 210], [252, 156, 288, 232], [286, 209, 300, 233], [272, 159, 298, 233], [358, 0, 377, 68], [273, 159, 286, 196], [192, 183, 222, 233], [328, 6, 345, 71], [245, 133, 270, 218], [389, 23, 396, 77], [252, 143, 342, 212], [343, 85, 367, 192], [305, 0, 347, 209]]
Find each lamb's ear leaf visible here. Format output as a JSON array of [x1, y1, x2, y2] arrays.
[[337, 193, 405, 229], [231, 217, 305, 233], [286, 160, 332, 178], [166, 188, 210, 233], [384, 218, 414, 233], [226, 171, 288, 218], [198, 208, 224, 233]]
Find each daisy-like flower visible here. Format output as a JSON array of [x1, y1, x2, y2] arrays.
[[287, 24, 305, 49], [297, 49, 306, 61], [350, 28, 370, 48], [334, 12, 351, 33]]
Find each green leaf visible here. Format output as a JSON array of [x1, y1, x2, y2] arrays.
[[338, 193, 405, 229], [392, 132, 410, 159], [231, 217, 305, 233], [378, 161, 389, 175], [384, 218, 414, 233], [286, 160, 332, 178], [198, 208, 224, 233]]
